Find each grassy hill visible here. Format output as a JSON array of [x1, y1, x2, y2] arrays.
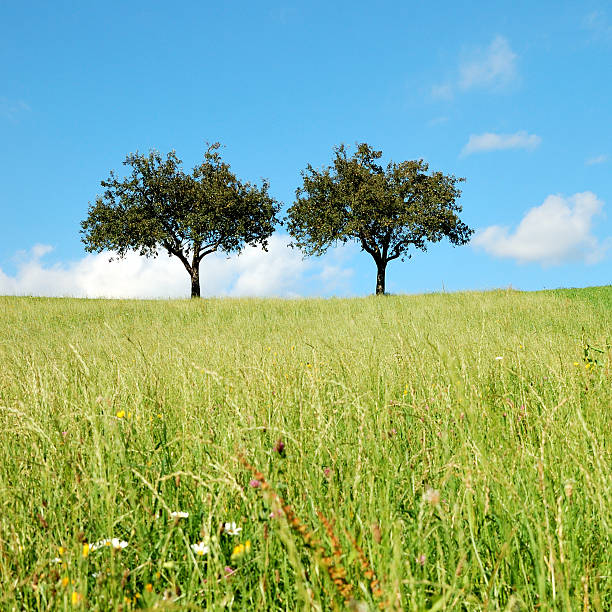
[[0, 288, 610, 609]]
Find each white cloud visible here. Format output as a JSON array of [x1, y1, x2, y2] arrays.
[[430, 84, 453, 100], [431, 36, 518, 100], [0, 96, 31, 121], [459, 36, 518, 91], [0, 235, 355, 298], [472, 192, 609, 265], [585, 154, 608, 166], [427, 115, 450, 126], [461, 130, 541, 156], [583, 11, 612, 42]]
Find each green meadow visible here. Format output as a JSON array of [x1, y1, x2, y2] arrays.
[[0, 287, 610, 611]]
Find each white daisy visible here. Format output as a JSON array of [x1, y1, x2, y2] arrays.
[[170, 511, 189, 519], [90, 538, 128, 551], [223, 521, 242, 536], [190, 541, 210, 556]]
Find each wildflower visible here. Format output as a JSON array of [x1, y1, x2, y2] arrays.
[[58, 546, 65, 556], [573, 362, 579, 366], [61, 576, 69, 588], [231, 543, 245, 560], [416, 554, 426, 566], [274, 439, 285, 456], [82, 543, 90, 558], [191, 541, 209, 556], [495, 356, 503, 361], [145, 583, 153, 593], [51, 557, 62, 563], [224, 566, 236, 576], [71, 591, 82, 605], [423, 488, 440, 506], [249, 479, 261, 488], [323, 467, 331, 478], [169, 511, 189, 519], [89, 538, 128, 551], [223, 522, 242, 536], [116, 410, 125, 419]]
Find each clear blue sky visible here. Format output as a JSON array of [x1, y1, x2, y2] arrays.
[[1, 0, 610, 297]]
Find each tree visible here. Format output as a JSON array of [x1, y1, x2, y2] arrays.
[[81, 144, 280, 298], [287, 143, 473, 295]]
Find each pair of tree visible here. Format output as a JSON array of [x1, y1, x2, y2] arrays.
[[81, 143, 473, 297]]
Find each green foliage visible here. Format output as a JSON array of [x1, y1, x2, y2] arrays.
[[287, 143, 473, 294], [0, 288, 610, 609], [81, 144, 280, 297]]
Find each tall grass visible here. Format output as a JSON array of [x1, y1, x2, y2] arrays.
[[0, 287, 610, 610]]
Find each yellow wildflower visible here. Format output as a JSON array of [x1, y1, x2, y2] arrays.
[[116, 410, 125, 419], [61, 576, 69, 588], [231, 540, 251, 560], [82, 543, 89, 558], [71, 591, 82, 605], [231, 543, 245, 560], [145, 583, 153, 593]]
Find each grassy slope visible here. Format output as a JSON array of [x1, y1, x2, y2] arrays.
[[0, 288, 610, 610]]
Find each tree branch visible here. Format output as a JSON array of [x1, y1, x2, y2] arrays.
[[386, 245, 403, 262], [162, 239, 191, 273]]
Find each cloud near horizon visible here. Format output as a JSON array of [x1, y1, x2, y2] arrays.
[[0, 235, 355, 299], [461, 130, 541, 156], [471, 191, 609, 265]]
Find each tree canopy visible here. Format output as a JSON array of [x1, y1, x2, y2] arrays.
[[286, 143, 473, 294], [81, 144, 280, 297]]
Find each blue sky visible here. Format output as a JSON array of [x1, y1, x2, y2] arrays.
[[1, 0, 610, 297]]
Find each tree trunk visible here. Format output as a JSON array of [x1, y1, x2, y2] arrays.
[[190, 266, 201, 298], [376, 261, 386, 295]]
